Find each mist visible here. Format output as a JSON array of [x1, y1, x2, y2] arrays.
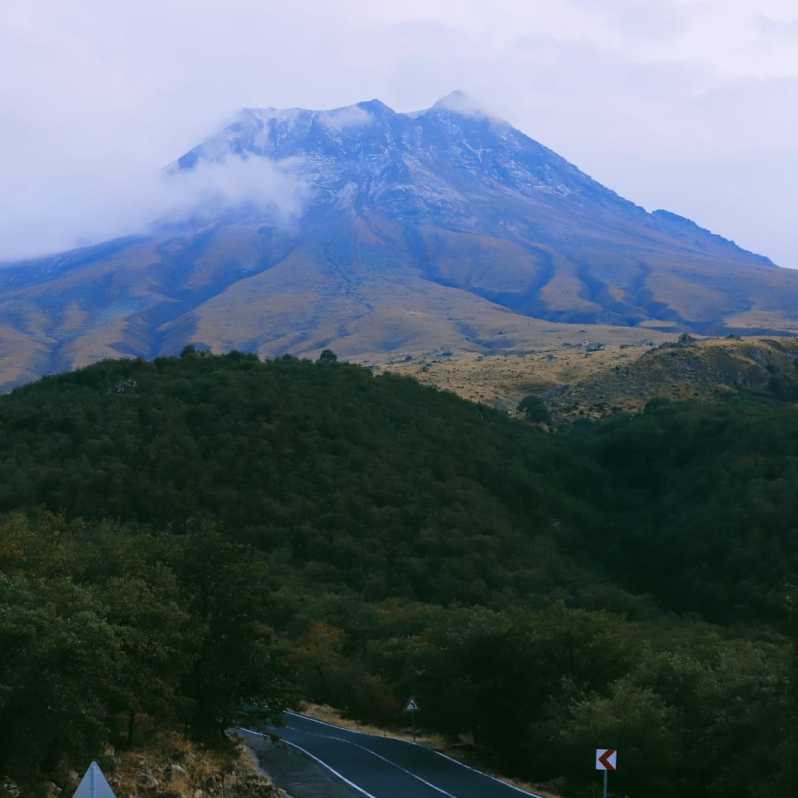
[[2, 0, 797, 265], [0, 148, 308, 262]]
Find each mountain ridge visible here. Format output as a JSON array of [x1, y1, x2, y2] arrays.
[[173, 96, 772, 265], [0, 93, 796, 390]]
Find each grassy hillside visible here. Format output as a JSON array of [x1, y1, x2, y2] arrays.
[[0, 352, 796, 796], [374, 339, 659, 413], [5, 96, 798, 392], [384, 335, 798, 422], [548, 335, 798, 420]]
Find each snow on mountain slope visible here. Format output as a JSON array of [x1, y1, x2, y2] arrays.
[[0, 93, 793, 390]]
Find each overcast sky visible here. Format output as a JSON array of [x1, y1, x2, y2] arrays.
[[2, 0, 797, 266]]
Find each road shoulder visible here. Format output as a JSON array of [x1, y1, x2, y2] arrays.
[[235, 728, 361, 798]]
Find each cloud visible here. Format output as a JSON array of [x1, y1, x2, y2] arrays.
[[1, 0, 797, 267], [0, 154, 308, 262], [431, 90, 498, 119], [158, 156, 309, 225], [570, 0, 694, 41], [320, 105, 374, 130], [756, 15, 798, 40]]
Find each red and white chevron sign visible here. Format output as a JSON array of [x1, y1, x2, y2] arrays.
[[595, 748, 618, 771]]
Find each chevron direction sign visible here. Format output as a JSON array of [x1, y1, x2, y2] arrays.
[[595, 748, 618, 771]]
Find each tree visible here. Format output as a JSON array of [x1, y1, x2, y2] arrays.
[[552, 680, 678, 797], [99, 571, 194, 744], [518, 394, 550, 423], [175, 529, 297, 738], [292, 622, 346, 704], [318, 349, 338, 364], [0, 575, 121, 786]]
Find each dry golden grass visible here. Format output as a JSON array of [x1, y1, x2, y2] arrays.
[[539, 260, 600, 315], [6, 199, 798, 396], [301, 702, 448, 748], [376, 335, 798, 422], [643, 271, 728, 322], [374, 341, 661, 414], [724, 309, 798, 332], [0, 324, 50, 388], [101, 731, 276, 798]]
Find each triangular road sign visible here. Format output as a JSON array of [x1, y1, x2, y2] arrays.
[[405, 698, 419, 712], [73, 762, 117, 798]]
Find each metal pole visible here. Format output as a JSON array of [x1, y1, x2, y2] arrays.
[[603, 768, 608, 798], [412, 711, 416, 742]]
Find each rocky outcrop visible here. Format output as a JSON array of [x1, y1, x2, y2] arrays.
[[38, 736, 288, 798], [544, 336, 798, 421]]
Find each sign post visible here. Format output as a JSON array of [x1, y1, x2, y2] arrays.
[[595, 748, 617, 798], [405, 697, 419, 741]]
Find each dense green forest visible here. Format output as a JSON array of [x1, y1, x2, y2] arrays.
[[0, 352, 796, 796]]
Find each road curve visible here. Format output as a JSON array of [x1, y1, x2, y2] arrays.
[[248, 711, 543, 798]]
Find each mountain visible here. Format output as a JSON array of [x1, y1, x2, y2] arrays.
[[2, 92, 797, 390]]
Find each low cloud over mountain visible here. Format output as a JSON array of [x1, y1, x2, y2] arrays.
[[0, 94, 796, 390]]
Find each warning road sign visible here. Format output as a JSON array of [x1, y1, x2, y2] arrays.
[[595, 748, 618, 771], [73, 762, 116, 798], [405, 698, 419, 712]]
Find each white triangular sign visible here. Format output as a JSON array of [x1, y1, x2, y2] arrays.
[[73, 762, 116, 798], [406, 698, 419, 712]]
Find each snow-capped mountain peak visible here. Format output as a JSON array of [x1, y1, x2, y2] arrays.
[[0, 93, 784, 392]]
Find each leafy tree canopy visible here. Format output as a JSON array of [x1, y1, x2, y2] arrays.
[[0, 354, 796, 796]]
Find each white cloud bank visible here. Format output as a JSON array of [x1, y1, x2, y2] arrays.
[[320, 105, 374, 131], [1, 0, 797, 265], [159, 156, 309, 224], [0, 154, 308, 261]]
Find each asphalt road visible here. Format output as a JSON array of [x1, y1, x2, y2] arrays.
[[248, 711, 542, 798]]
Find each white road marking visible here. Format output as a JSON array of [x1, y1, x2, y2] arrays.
[[322, 733, 457, 798], [431, 749, 544, 798], [287, 711, 544, 798], [236, 727, 378, 798]]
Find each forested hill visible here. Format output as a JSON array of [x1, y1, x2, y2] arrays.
[[1, 351, 796, 796], [4, 350, 798, 620], [2, 350, 603, 608]]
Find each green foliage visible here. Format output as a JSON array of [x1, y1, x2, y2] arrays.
[[518, 394, 551, 423], [0, 354, 601, 608], [317, 348, 338, 364], [0, 354, 797, 795], [174, 528, 296, 737], [0, 573, 121, 782], [0, 514, 294, 787], [581, 397, 798, 621]]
